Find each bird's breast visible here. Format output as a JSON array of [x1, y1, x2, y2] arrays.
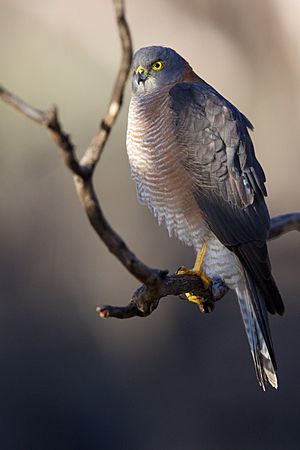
[[126, 89, 207, 249]]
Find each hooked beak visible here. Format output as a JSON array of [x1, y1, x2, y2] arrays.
[[136, 66, 149, 84]]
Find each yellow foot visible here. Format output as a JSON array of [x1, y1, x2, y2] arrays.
[[176, 266, 212, 304], [176, 243, 212, 306]]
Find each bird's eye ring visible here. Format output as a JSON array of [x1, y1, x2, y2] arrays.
[[152, 61, 163, 71]]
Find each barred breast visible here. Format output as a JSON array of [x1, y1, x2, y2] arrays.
[[126, 88, 208, 250]]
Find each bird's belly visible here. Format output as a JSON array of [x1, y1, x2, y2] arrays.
[[127, 96, 208, 249]]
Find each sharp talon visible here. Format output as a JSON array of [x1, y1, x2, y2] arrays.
[[198, 299, 215, 314], [184, 292, 205, 305], [176, 266, 190, 275]]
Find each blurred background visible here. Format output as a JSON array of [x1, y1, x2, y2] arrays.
[[1, 0, 300, 449]]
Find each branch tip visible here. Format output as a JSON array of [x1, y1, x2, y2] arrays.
[[96, 307, 110, 319]]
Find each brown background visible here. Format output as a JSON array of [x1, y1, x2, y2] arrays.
[[1, 1, 300, 449]]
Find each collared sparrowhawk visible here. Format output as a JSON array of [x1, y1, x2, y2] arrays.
[[126, 46, 284, 390]]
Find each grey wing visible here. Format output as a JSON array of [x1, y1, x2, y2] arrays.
[[169, 82, 284, 316], [170, 82, 266, 211]]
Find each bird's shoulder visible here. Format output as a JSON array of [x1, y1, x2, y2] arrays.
[[169, 80, 267, 204], [169, 80, 254, 132]]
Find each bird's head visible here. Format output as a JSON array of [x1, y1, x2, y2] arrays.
[[131, 46, 194, 95]]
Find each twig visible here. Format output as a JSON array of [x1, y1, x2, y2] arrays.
[[0, 1, 299, 322], [80, 0, 133, 171], [73, 176, 165, 285], [0, 87, 85, 178], [269, 212, 300, 239], [97, 274, 229, 319]]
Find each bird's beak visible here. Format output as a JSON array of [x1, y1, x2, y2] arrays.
[[136, 66, 149, 84]]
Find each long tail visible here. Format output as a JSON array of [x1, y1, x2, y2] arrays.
[[236, 272, 278, 390]]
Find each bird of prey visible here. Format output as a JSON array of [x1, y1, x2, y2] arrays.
[[126, 46, 284, 390]]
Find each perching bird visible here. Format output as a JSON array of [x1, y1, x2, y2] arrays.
[[126, 46, 284, 390]]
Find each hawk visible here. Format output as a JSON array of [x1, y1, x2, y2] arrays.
[[126, 46, 284, 390]]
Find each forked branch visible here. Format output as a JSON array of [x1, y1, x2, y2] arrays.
[[1, 0, 299, 321]]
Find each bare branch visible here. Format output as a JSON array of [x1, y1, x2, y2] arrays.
[[0, 1, 160, 287], [73, 177, 165, 285], [80, 0, 133, 171], [0, 86, 47, 124], [269, 212, 300, 239], [0, 1, 299, 323], [96, 211, 300, 320], [0, 86, 86, 179], [97, 274, 229, 319]]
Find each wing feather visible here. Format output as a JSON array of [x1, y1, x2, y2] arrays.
[[170, 81, 284, 315]]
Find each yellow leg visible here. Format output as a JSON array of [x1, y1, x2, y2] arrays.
[[176, 243, 212, 305], [192, 243, 211, 289]]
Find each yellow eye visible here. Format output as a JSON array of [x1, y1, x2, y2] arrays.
[[152, 61, 163, 71]]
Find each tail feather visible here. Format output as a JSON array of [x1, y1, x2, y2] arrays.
[[236, 274, 278, 390]]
